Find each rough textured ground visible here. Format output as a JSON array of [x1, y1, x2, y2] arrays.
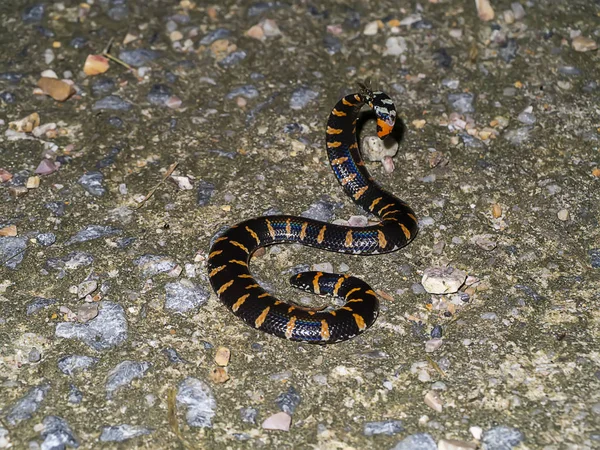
[[1, 0, 599, 449]]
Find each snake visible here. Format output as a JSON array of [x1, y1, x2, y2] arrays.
[[207, 85, 418, 343]]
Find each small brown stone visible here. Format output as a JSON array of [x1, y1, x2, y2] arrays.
[[83, 54, 110, 75], [0, 225, 17, 237], [37, 77, 74, 101], [215, 346, 230, 366], [0, 168, 13, 183], [572, 36, 597, 52], [491, 203, 502, 218], [9, 112, 40, 133], [209, 367, 230, 383]]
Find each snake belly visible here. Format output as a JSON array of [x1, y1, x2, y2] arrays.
[[207, 88, 418, 343]]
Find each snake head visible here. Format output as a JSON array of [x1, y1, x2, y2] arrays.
[[372, 91, 397, 139]]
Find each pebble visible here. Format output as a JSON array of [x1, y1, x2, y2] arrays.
[[78, 171, 106, 196], [482, 426, 524, 449], [200, 28, 231, 45], [511, 2, 526, 19], [91, 77, 116, 96], [118, 49, 159, 67], [411, 283, 426, 294], [77, 303, 99, 322], [39, 416, 79, 449], [384, 36, 407, 56], [22, 4, 45, 22], [0, 225, 17, 236], [289, 87, 319, 110], [470, 426, 483, 440], [137, 254, 177, 277], [240, 406, 258, 424], [37, 77, 74, 101], [45, 201, 66, 216], [275, 386, 301, 414], [26, 297, 58, 316], [35, 158, 58, 175], [106, 360, 151, 399], [55, 301, 128, 351], [0, 91, 15, 103], [214, 347, 230, 366], [425, 338, 443, 353], [363, 420, 404, 436], [68, 384, 83, 404], [433, 48, 452, 68], [424, 391, 443, 412], [421, 266, 467, 294], [499, 39, 519, 62], [147, 84, 172, 106], [177, 377, 217, 428], [92, 95, 133, 111], [323, 35, 341, 55], [5, 384, 50, 426], [390, 433, 437, 450], [218, 50, 247, 67], [448, 93, 475, 114], [301, 198, 338, 222], [226, 85, 259, 100], [480, 312, 498, 320], [57, 355, 99, 376], [442, 79, 460, 89], [164, 280, 209, 313], [107, 3, 128, 20], [65, 225, 122, 245], [572, 36, 597, 52], [312, 262, 333, 273], [197, 180, 215, 206], [517, 108, 536, 125], [558, 66, 581, 76], [431, 325, 443, 338], [46, 251, 94, 272], [438, 439, 477, 450], [470, 234, 497, 251], [0, 236, 27, 269], [557, 209, 569, 221], [77, 280, 97, 299], [363, 20, 380, 36], [83, 54, 109, 75], [589, 249, 600, 268], [262, 412, 291, 431], [100, 425, 154, 442], [362, 135, 398, 161], [28, 347, 42, 362], [163, 348, 188, 364]]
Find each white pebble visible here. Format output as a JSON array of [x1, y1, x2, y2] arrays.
[[348, 215, 368, 227], [363, 21, 379, 36], [312, 262, 333, 273], [557, 209, 569, 221], [438, 439, 477, 450], [361, 135, 398, 161], [44, 49, 55, 65], [421, 266, 467, 294], [41, 69, 58, 79], [383, 36, 407, 56], [262, 412, 291, 431], [425, 338, 443, 353], [469, 425, 483, 440], [424, 390, 443, 412]]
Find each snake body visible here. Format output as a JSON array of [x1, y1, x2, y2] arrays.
[[207, 87, 418, 343]]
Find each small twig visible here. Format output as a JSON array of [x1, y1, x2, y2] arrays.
[[102, 37, 137, 73], [425, 354, 446, 378], [167, 387, 195, 450], [136, 162, 179, 209]]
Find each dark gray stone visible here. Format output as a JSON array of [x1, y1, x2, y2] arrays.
[[134, 255, 177, 277], [36, 232, 56, 246], [199, 28, 230, 45], [218, 50, 247, 67], [118, 49, 159, 67], [275, 386, 301, 415], [0, 236, 27, 269], [78, 171, 106, 196], [589, 249, 600, 268], [390, 433, 437, 450], [100, 424, 154, 442], [40, 416, 79, 449], [65, 225, 121, 245], [5, 384, 50, 426], [448, 93, 475, 114], [197, 180, 215, 206], [57, 355, 100, 376], [226, 85, 259, 100], [240, 406, 258, 424], [165, 280, 210, 313], [92, 95, 132, 111], [26, 297, 58, 316], [22, 4, 45, 23], [55, 302, 128, 351], [106, 360, 151, 398], [290, 87, 319, 110], [363, 420, 404, 436]]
